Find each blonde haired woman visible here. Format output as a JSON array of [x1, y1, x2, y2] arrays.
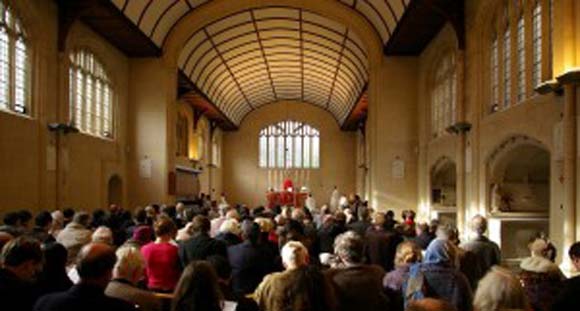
[[473, 266, 530, 311], [383, 240, 422, 310]]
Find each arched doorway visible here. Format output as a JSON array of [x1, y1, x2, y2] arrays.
[[107, 175, 123, 207], [430, 157, 457, 226], [486, 136, 550, 264]]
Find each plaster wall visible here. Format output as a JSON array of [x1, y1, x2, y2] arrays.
[[222, 101, 356, 207]]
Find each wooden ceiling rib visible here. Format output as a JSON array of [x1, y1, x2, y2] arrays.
[[177, 7, 369, 125]]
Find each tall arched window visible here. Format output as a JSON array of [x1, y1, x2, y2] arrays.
[[69, 49, 114, 138], [0, 2, 29, 115], [259, 120, 320, 169], [532, 0, 542, 88], [488, 0, 552, 114], [516, 13, 525, 101], [431, 52, 456, 137]]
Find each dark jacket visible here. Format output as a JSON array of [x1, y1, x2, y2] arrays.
[[383, 265, 410, 311], [347, 221, 370, 237], [460, 235, 501, 282], [413, 232, 434, 250], [178, 233, 227, 268], [365, 226, 398, 272], [552, 275, 580, 310], [228, 240, 277, 295], [0, 268, 40, 311], [318, 223, 346, 254], [325, 265, 389, 311], [215, 232, 243, 247], [34, 283, 135, 311], [29, 227, 56, 244], [518, 256, 565, 311]]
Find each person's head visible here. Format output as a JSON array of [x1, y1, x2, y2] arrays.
[[132, 226, 153, 246], [334, 231, 365, 266], [471, 215, 488, 236], [436, 224, 460, 245], [172, 261, 222, 311], [113, 245, 145, 285], [18, 210, 33, 230], [281, 241, 309, 270], [423, 239, 456, 266], [528, 238, 552, 259], [569, 242, 580, 271], [3, 211, 20, 227], [394, 241, 423, 267], [73, 212, 91, 228], [154, 217, 177, 239], [473, 266, 529, 311], [191, 215, 211, 235], [225, 209, 240, 221], [76, 242, 117, 288], [218, 218, 240, 236], [176, 202, 185, 214], [206, 255, 231, 282], [416, 222, 429, 236], [51, 210, 64, 230], [62, 208, 75, 222], [41, 242, 68, 275], [92, 226, 114, 245], [241, 220, 261, 245], [291, 208, 306, 222], [1, 237, 43, 281], [372, 212, 386, 227], [133, 207, 147, 224], [254, 217, 274, 233], [0, 236, 43, 282], [32, 211, 52, 232], [406, 298, 457, 311]]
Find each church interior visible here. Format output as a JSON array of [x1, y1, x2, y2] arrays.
[[2, 0, 580, 310]]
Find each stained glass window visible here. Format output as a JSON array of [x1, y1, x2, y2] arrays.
[[431, 52, 456, 137], [532, 1, 542, 88]]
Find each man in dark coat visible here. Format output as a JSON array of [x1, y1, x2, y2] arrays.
[[228, 221, 277, 295], [0, 237, 43, 311], [326, 231, 390, 311], [34, 242, 135, 311], [552, 241, 580, 310], [178, 215, 227, 268], [365, 212, 399, 272]]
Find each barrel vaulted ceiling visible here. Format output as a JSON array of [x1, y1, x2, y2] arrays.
[[110, 0, 411, 125]]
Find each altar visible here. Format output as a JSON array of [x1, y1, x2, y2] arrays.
[[266, 178, 308, 208]]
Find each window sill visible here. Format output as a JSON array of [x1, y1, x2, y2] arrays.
[[72, 130, 115, 142], [0, 108, 33, 120]]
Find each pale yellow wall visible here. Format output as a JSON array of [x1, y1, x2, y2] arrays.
[[0, 0, 130, 213], [222, 101, 356, 207]]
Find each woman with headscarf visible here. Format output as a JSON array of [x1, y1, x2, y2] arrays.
[[404, 239, 473, 311]]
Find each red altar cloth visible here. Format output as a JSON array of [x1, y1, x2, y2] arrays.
[[267, 191, 307, 208]]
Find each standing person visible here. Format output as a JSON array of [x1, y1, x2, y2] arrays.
[[141, 218, 180, 292], [30, 211, 56, 243], [552, 241, 580, 310], [460, 215, 501, 284], [330, 186, 340, 213], [518, 238, 564, 311], [0, 237, 43, 311], [404, 239, 473, 311], [227, 221, 276, 295], [365, 212, 397, 272], [34, 243, 135, 311], [383, 241, 423, 311], [305, 193, 317, 214], [325, 231, 389, 311], [179, 216, 227, 267]]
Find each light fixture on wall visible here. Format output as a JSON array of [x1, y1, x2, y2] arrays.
[[47, 122, 79, 134], [445, 122, 472, 135]]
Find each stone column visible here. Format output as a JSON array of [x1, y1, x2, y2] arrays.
[[557, 71, 579, 254], [455, 50, 467, 234]]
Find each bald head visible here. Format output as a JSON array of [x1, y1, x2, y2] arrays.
[[406, 298, 457, 311], [76, 243, 117, 287]]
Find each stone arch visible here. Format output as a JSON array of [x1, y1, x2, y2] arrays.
[[430, 156, 457, 208], [485, 134, 550, 214]]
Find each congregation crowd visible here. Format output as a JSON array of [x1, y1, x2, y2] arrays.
[[1, 192, 580, 311]]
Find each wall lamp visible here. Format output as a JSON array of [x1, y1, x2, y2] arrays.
[[47, 122, 79, 134], [446, 121, 472, 135]]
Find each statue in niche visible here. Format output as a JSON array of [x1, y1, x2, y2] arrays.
[[491, 183, 512, 213]]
